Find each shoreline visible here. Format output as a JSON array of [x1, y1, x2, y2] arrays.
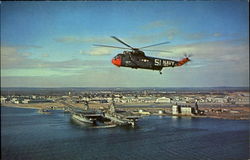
[[1, 104, 40, 110], [1, 102, 65, 110], [1, 103, 249, 120]]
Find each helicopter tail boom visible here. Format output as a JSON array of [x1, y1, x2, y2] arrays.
[[176, 57, 190, 66]]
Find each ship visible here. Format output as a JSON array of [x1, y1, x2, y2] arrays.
[[71, 112, 96, 124], [71, 101, 104, 124], [70, 100, 139, 127], [103, 102, 139, 127]]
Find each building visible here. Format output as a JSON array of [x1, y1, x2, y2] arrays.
[[137, 96, 156, 103], [32, 95, 36, 99], [172, 105, 195, 116], [180, 106, 195, 115], [113, 98, 121, 103], [236, 96, 249, 104], [155, 97, 171, 103], [172, 105, 181, 115], [11, 98, 20, 104], [28, 99, 54, 103], [22, 99, 30, 104], [158, 110, 165, 114], [213, 96, 227, 103], [1, 97, 7, 103], [194, 101, 199, 114]]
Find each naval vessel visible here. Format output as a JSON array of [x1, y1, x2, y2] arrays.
[[71, 112, 95, 124]]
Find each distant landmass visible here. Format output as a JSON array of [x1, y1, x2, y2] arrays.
[[1, 87, 248, 96]]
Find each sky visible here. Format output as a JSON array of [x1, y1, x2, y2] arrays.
[[1, 1, 249, 88]]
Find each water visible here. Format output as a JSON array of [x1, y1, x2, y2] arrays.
[[1, 106, 249, 160]]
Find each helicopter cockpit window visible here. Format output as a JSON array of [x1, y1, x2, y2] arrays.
[[114, 55, 120, 59]]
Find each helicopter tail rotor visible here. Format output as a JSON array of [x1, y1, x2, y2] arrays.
[[184, 53, 193, 59], [176, 53, 192, 66]]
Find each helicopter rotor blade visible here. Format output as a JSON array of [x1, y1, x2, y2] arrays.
[[93, 44, 131, 50], [139, 41, 170, 49], [184, 53, 193, 58], [141, 49, 172, 53], [111, 36, 134, 49]]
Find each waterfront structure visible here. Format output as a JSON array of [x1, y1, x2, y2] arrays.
[[28, 99, 54, 103], [158, 110, 165, 114], [1, 97, 7, 103], [172, 105, 195, 116], [180, 106, 195, 115], [155, 97, 171, 103], [172, 105, 181, 115], [138, 109, 151, 115], [137, 96, 156, 103], [194, 101, 199, 114]]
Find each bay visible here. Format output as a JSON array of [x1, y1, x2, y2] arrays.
[[1, 106, 249, 160]]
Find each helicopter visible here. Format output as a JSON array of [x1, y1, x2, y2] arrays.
[[94, 36, 191, 74]]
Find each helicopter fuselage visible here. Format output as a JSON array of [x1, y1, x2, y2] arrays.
[[112, 51, 189, 71]]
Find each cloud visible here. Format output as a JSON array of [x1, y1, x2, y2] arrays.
[[2, 63, 248, 88], [1, 39, 248, 88], [19, 45, 42, 49], [159, 30, 226, 41], [54, 36, 114, 44], [55, 35, 165, 51], [54, 30, 225, 53], [1, 46, 109, 70], [9, 45, 42, 49], [1, 46, 28, 69], [54, 31, 177, 49], [41, 53, 49, 57], [80, 47, 115, 56], [184, 32, 209, 40], [54, 36, 81, 43], [162, 29, 180, 40], [182, 32, 226, 40], [140, 21, 227, 41], [140, 20, 167, 30], [125, 35, 162, 45], [125, 29, 221, 44], [212, 32, 222, 37], [156, 38, 249, 70], [139, 20, 213, 41]]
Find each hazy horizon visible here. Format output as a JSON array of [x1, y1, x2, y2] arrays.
[[1, 86, 249, 89]]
